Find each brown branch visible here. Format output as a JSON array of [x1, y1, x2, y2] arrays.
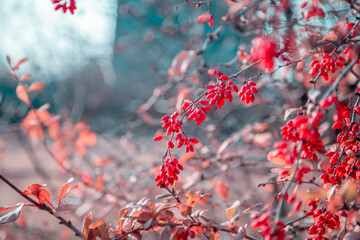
[[0, 174, 82, 237]]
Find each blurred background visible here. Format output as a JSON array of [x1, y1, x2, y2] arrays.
[[2, 0, 353, 239]]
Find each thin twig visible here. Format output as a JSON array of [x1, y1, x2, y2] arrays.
[[0, 174, 82, 237]]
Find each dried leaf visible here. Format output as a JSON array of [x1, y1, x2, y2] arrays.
[[0, 203, 24, 224]]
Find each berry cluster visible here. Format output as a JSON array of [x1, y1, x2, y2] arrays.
[[198, 12, 214, 27], [301, 2, 325, 21], [206, 76, 237, 108], [161, 112, 182, 136], [251, 213, 287, 240], [51, 0, 77, 14], [280, 115, 324, 161], [155, 158, 183, 186], [238, 81, 258, 104], [320, 93, 360, 185], [175, 134, 198, 153], [182, 100, 211, 125], [309, 54, 345, 80], [347, 22, 360, 38], [305, 201, 340, 240]]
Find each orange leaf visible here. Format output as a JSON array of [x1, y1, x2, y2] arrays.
[[23, 184, 55, 209], [267, 150, 290, 166], [28, 82, 45, 92], [79, 131, 97, 147], [82, 212, 94, 240], [179, 153, 196, 164], [57, 178, 78, 208], [179, 205, 192, 218], [16, 84, 31, 106], [215, 181, 229, 200], [186, 191, 201, 208], [13, 58, 28, 70], [19, 74, 32, 82], [225, 201, 240, 222], [88, 220, 110, 240], [95, 174, 104, 191]]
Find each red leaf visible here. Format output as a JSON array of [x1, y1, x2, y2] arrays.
[[19, 74, 32, 82], [57, 178, 78, 208], [23, 184, 55, 209], [0, 203, 24, 224], [16, 84, 31, 106], [28, 82, 45, 92]]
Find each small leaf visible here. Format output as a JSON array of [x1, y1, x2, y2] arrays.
[[23, 184, 55, 209], [89, 220, 110, 240], [57, 178, 78, 208], [14, 58, 28, 70], [28, 82, 45, 91], [19, 74, 32, 82], [16, 84, 31, 106], [0, 203, 24, 224], [179, 205, 192, 218], [327, 185, 336, 201], [215, 182, 229, 200], [82, 212, 93, 240], [225, 201, 240, 222], [186, 191, 201, 208], [6, 56, 11, 66]]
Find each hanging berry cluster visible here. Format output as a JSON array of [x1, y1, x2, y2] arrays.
[[280, 114, 324, 161], [305, 201, 340, 240], [153, 70, 259, 187], [320, 91, 360, 185], [251, 213, 287, 240], [155, 157, 183, 186], [309, 54, 345, 80]]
